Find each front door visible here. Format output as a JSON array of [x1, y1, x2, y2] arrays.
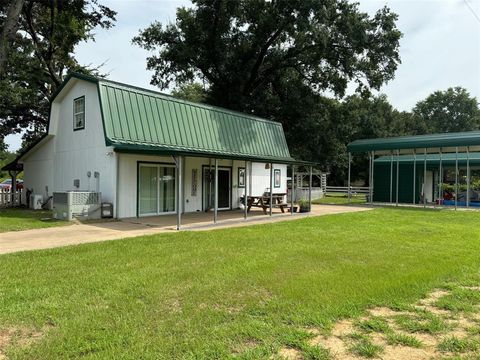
[[203, 167, 231, 210], [138, 163, 176, 216]]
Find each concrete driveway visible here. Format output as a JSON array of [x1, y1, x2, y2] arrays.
[[0, 204, 371, 255]]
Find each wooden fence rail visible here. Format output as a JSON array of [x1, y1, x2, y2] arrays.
[[0, 189, 22, 208]]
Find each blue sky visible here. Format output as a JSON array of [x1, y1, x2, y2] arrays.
[[5, 0, 480, 151]]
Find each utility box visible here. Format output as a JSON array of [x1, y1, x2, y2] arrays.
[[53, 191, 101, 221], [101, 202, 114, 218]]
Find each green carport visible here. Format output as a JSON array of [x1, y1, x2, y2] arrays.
[[346, 131, 480, 208]]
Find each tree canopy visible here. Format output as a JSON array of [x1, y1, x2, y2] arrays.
[[0, 0, 116, 147], [134, 0, 402, 111]]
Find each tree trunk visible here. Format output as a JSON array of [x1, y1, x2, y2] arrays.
[[0, 0, 25, 77]]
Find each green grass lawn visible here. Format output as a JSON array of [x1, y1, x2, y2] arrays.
[[0, 208, 67, 232], [313, 192, 367, 205], [1, 208, 480, 359]]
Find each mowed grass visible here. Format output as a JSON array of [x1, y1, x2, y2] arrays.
[[0, 208, 66, 232], [2, 208, 480, 358]]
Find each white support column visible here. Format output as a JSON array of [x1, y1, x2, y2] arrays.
[[396, 150, 400, 206], [244, 160, 248, 220], [214, 158, 218, 223], [423, 148, 427, 208], [467, 147, 470, 208], [175, 156, 183, 230], [291, 164, 295, 215], [390, 151, 393, 204], [455, 147, 458, 210], [347, 152, 352, 203], [413, 149, 417, 204], [269, 163, 273, 216]]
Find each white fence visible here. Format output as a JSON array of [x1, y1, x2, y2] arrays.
[[0, 189, 23, 208], [325, 186, 370, 196]]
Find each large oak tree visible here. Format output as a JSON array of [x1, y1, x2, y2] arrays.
[[0, 0, 116, 148]]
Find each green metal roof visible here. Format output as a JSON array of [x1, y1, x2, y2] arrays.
[[93, 77, 294, 162], [347, 131, 480, 153], [375, 152, 480, 166]]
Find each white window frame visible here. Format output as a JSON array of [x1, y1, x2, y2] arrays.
[[73, 96, 85, 131]]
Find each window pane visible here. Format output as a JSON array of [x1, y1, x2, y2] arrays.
[[74, 113, 84, 129], [74, 98, 84, 114], [139, 166, 158, 215]]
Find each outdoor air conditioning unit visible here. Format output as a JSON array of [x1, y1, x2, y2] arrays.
[[53, 191, 101, 221]]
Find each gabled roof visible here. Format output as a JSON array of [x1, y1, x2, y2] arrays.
[[347, 131, 480, 153], [52, 73, 293, 163]]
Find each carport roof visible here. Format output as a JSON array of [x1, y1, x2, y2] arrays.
[[347, 131, 480, 153], [374, 152, 480, 166]]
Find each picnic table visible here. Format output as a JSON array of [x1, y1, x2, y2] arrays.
[[242, 193, 288, 214]]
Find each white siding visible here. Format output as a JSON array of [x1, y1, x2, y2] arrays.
[[116, 154, 287, 218], [22, 137, 54, 203], [22, 79, 116, 208]]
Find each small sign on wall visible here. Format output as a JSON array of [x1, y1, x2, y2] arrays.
[[191, 168, 198, 196], [238, 167, 245, 188]]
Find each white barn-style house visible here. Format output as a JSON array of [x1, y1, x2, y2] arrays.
[[7, 73, 313, 227]]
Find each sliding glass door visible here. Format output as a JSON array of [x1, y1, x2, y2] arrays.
[[138, 163, 176, 216]]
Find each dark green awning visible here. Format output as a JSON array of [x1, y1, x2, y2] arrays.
[[348, 131, 480, 153], [375, 152, 480, 166]]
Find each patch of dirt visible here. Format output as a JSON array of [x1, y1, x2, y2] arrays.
[[274, 287, 480, 359], [278, 347, 303, 360], [0, 326, 49, 359]]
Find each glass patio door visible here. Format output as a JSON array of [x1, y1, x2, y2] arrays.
[[139, 164, 176, 216]]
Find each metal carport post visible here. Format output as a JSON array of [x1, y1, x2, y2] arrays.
[[396, 150, 399, 206], [455, 147, 458, 210], [308, 165, 313, 209], [423, 148, 427, 208], [467, 147, 470, 208], [390, 151, 393, 204], [413, 149, 417, 204], [214, 158, 218, 223]]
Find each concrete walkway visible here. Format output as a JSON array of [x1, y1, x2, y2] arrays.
[[0, 205, 371, 255]]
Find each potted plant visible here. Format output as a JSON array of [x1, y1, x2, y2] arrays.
[[298, 198, 310, 213]]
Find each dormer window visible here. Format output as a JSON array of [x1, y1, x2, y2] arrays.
[[73, 96, 85, 130]]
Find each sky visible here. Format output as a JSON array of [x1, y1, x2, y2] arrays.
[[5, 0, 480, 151]]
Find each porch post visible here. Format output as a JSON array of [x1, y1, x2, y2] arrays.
[[176, 156, 183, 230], [467, 147, 470, 208], [347, 152, 352, 203], [308, 165, 313, 209], [413, 149, 417, 205], [214, 158, 218, 223], [455, 147, 458, 210], [396, 150, 400, 206], [244, 160, 248, 220], [423, 148, 427, 208], [269, 163, 273, 216], [291, 164, 295, 215], [390, 151, 393, 204], [10, 171, 17, 205]]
